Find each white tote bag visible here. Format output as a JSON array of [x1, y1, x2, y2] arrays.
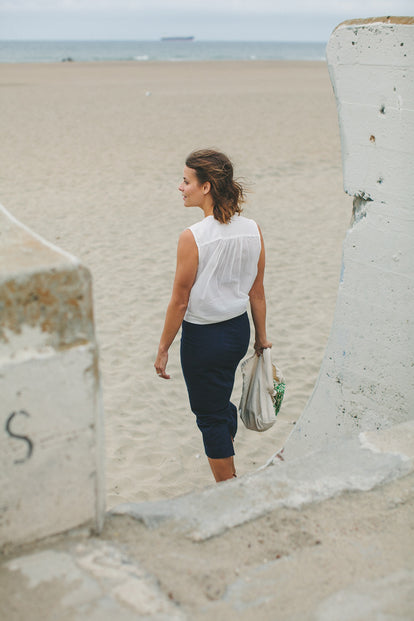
[[239, 348, 279, 432]]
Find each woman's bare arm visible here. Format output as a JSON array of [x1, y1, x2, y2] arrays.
[[249, 226, 272, 353], [154, 229, 198, 379]]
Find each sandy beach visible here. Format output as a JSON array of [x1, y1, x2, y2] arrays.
[[0, 60, 350, 505]]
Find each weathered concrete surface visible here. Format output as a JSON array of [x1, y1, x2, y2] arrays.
[[282, 16, 414, 460], [1, 421, 413, 620], [0, 204, 105, 548], [0, 207, 95, 351], [2, 540, 184, 621]]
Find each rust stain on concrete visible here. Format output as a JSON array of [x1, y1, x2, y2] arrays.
[[0, 265, 95, 350], [335, 16, 414, 31]]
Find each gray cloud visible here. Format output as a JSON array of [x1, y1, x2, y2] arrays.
[[1, 0, 413, 13], [1, 0, 412, 41]]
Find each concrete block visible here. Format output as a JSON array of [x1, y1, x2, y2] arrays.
[[327, 19, 414, 205], [283, 17, 414, 459], [0, 204, 105, 549]]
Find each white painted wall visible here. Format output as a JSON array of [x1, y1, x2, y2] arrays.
[[0, 205, 105, 548], [283, 17, 414, 459]]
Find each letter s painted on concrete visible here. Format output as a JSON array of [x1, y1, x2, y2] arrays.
[[5, 410, 34, 464]]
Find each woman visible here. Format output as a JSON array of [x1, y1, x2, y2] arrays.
[[154, 149, 271, 482]]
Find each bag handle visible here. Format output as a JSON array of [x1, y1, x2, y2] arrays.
[[262, 348, 275, 394]]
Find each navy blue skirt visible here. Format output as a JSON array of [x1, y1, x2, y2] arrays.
[[180, 312, 250, 459]]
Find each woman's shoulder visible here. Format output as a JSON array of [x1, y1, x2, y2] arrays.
[[187, 215, 259, 242], [185, 216, 214, 247], [187, 217, 211, 235], [231, 214, 260, 235]]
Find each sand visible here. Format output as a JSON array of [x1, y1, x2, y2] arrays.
[[0, 60, 350, 505]]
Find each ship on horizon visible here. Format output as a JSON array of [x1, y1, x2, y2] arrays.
[[160, 36, 194, 41]]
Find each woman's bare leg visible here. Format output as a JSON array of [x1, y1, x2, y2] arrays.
[[208, 456, 236, 482]]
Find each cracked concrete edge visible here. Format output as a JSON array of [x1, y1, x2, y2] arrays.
[[0, 202, 80, 275], [111, 420, 414, 541]]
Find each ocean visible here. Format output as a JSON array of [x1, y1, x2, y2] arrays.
[[0, 40, 326, 63]]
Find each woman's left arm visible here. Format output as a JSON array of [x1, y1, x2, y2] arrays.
[[154, 229, 198, 379]]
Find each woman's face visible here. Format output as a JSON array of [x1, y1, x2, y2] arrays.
[[179, 166, 207, 208]]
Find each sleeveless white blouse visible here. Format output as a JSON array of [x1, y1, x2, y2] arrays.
[[184, 215, 261, 325]]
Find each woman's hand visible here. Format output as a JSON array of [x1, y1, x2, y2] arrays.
[[154, 349, 171, 380], [254, 339, 272, 356]]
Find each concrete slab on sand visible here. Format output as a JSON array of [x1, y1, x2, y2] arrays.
[[112, 421, 414, 541], [1, 421, 413, 621]]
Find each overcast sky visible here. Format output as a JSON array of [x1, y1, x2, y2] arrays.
[[1, 0, 413, 41]]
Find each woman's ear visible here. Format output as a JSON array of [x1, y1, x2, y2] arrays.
[[203, 181, 211, 195]]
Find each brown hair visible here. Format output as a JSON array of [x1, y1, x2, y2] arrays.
[[185, 149, 245, 224]]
